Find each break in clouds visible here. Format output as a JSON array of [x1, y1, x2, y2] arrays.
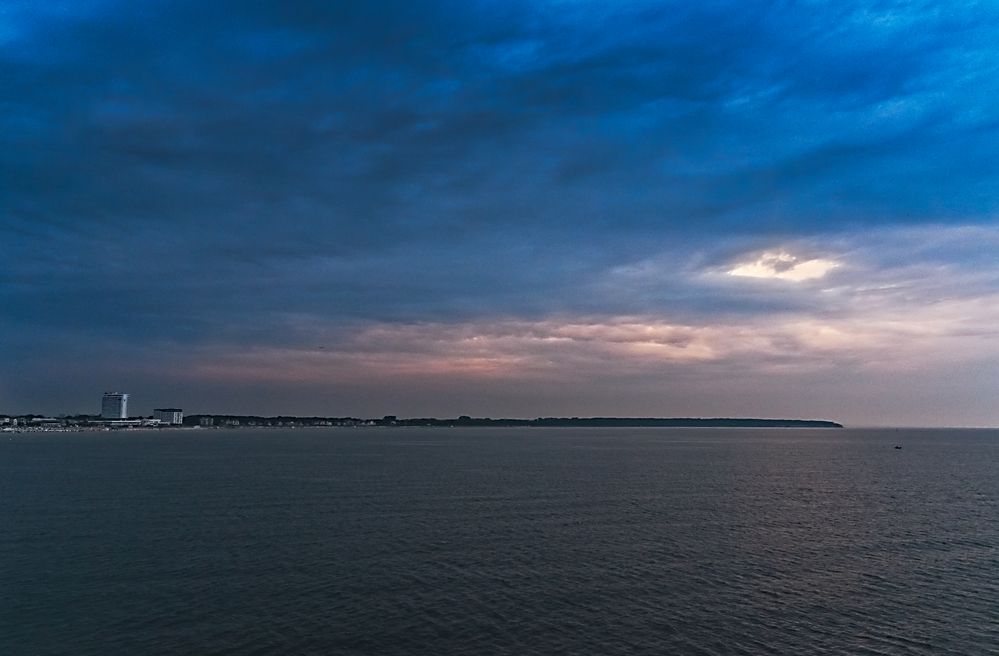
[[3, 1, 999, 425]]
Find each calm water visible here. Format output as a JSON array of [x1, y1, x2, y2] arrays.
[[2, 428, 999, 655]]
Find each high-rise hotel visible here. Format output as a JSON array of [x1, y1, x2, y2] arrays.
[[101, 392, 129, 419]]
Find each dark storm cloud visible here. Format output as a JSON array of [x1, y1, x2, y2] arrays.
[[3, 1, 999, 420]]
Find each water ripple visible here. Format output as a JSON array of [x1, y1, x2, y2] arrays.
[[2, 428, 999, 655]]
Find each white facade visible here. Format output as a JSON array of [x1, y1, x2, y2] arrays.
[[101, 392, 129, 419], [153, 408, 183, 425]]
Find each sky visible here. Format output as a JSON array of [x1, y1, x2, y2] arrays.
[[4, 0, 999, 426]]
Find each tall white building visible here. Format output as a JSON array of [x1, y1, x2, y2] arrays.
[[101, 392, 129, 419], [153, 408, 183, 425]]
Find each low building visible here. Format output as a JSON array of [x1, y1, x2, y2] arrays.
[[153, 408, 184, 425], [29, 417, 63, 426], [106, 419, 144, 428]]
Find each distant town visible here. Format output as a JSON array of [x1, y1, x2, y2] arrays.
[[1, 392, 844, 432], [2, 392, 186, 431]]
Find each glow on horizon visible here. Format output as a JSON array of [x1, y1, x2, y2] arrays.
[[182, 290, 999, 386]]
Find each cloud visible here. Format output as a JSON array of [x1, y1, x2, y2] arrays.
[[726, 250, 840, 282], [180, 282, 999, 388], [3, 2, 999, 423]]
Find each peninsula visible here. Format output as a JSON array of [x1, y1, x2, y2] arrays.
[[2, 413, 842, 432], [184, 415, 843, 429]]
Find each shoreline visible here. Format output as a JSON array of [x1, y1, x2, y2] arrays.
[[4, 423, 846, 434]]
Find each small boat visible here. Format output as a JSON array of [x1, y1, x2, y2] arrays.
[[894, 445, 902, 449]]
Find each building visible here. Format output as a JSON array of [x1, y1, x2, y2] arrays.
[[101, 392, 129, 419], [153, 408, 183, 425]]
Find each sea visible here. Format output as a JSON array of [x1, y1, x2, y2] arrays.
[[2, 427, 998, 655]]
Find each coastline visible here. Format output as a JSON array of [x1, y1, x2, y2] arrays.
[[2, 419, 844, 433]]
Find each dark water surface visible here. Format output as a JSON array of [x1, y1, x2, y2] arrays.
[[3, 428, 999, 655]]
